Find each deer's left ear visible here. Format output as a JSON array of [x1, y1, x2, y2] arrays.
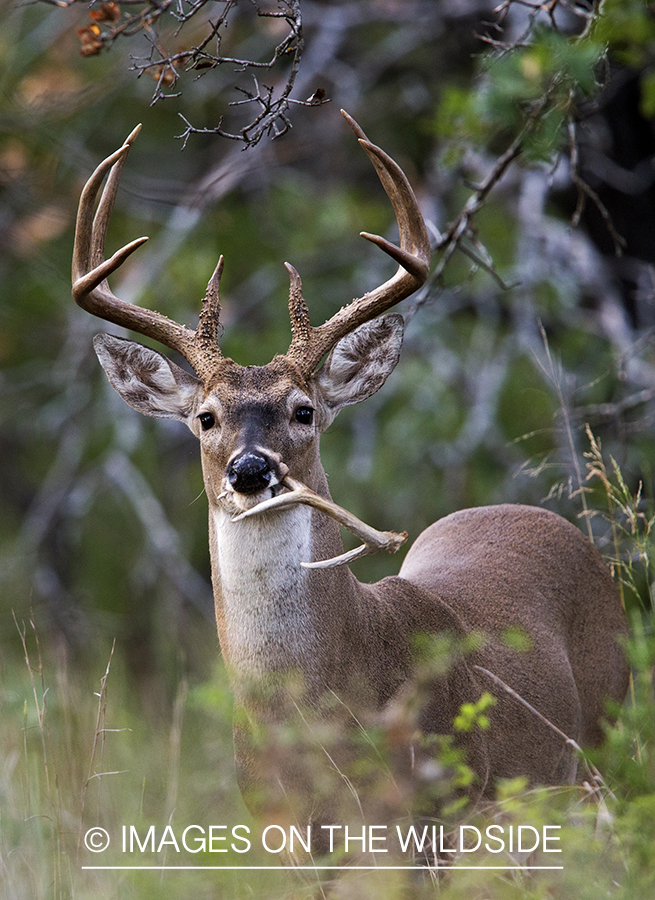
[[313, 314, 404, 422]]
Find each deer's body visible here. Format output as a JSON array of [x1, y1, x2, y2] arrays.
[[72, 113, 629, 830], [403, 504, 628, 780], [210, 456, 627, 801]]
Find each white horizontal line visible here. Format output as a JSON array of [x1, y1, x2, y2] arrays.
[[82, 865, 564, 871]]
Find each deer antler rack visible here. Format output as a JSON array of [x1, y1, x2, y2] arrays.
[[72, 111, 430, 383]]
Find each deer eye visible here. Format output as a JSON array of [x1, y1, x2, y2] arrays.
[[198, 412, 215, 431], [294, 406, 314, 425]]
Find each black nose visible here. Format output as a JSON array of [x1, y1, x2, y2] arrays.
[[227, 452, 273, 495]]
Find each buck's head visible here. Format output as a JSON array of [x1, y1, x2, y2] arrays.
[[73, 112, 429, 518]]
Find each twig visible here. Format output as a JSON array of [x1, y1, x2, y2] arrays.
[[69, 0, 321, 149], [78, 640, 117, 857], [473, 663, 605, 787], [537, 321, 594, 542], [568, 118, 627, 257], [433, 133, 523, 282]]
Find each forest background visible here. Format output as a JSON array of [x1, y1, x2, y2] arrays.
[[1, 1, 655, 898]]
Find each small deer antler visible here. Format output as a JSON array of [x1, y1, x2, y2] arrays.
[[72, 124, 225, 385], [284, 110, 431, 375], [231, 476, 408, 569]]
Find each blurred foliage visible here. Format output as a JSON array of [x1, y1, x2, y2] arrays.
[[2, 0, 655, 895], [438, 26, 602, 161]]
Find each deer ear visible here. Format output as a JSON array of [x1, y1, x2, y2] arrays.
[[313, 314, 404, 420], [94, 333, 202, 422]]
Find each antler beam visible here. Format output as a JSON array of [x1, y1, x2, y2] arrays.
[[72, 125, 224, 385], [284, 110, 431, 375]]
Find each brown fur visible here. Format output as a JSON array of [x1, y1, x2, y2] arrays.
[[95, 332, 629, 829], [76, 120, 629, 838]]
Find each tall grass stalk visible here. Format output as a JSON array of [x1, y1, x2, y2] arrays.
[[536, 322, 593, 542], [13, 612, 64, 900]]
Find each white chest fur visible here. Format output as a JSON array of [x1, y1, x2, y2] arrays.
[[211, 505, 318, 680]]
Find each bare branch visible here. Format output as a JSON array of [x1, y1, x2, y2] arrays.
[[433, 132, 523, 282], [487, 0, 597, 49], [66, 0, 327, 148], [568, 118, 627, 257]]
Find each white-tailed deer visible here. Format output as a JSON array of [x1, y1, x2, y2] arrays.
[[72, 112, 628, 832]]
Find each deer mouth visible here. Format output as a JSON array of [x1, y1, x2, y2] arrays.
[[218, 479, 289, 515]]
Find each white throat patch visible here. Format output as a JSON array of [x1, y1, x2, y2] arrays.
[[211, 503, 316, 680]]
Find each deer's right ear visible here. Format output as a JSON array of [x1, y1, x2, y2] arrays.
[[93, 333, 202, 423]]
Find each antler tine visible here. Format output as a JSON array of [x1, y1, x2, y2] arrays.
[[72, 128, 223, 382], [72, 131, 145, 288], [90, 125, 142, 271], [285, 110, 431, 375], [196, 255, 225, 356], [285, 262, 313, 347]]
